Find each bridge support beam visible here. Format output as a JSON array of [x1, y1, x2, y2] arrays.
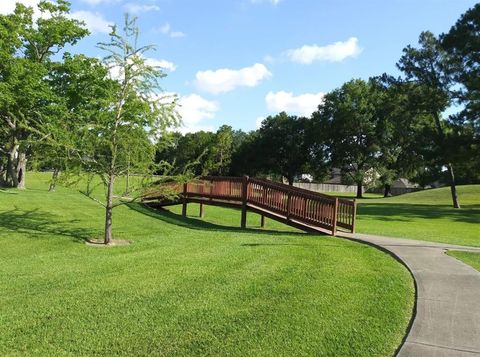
[[182, 183, 187, 217], [332, 197, 338, 236], [199, 203, 204, 218], [240, 175, 248, 229], [260, 215, 266, 228]]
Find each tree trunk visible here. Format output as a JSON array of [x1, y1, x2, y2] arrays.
[[124, 170, 129, 196], [49, 168, 60, 192], [104, 174, 115, 244], [432, 112, 461, 209], [446, 163, 460, 209], [6, 144, 19, 187], [0, 164, 6, 186], [356, 182, 363, 199], [16, 152, 26, 190], [124, 156, 130, 196], [287, 175, 294, 186], [384, 184, 392, 198]]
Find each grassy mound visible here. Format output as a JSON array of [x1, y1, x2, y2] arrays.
[[0, 173, 414, 356], [355, 185, 480, 246]]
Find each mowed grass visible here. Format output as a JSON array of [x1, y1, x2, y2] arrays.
[[447, 251, 480, 272], [352, 185, 480, 247], [0, 172, 414, 356]]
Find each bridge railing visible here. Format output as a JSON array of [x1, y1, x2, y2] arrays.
[[337, 198, 357, 232], [247, 177, 340, 233], [180, 176, 356, 235], [186, 176, 243, 201]]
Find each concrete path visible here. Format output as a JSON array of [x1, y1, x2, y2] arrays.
[[340, 233, 480, 357]]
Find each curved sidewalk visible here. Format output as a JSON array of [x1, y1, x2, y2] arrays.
[[341, 233, 480, 357]]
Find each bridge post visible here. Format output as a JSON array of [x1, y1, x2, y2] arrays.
[[182, 182, 188, 217], [351, 199, 357, 233], [286, 192, 292, 221], [199, 203, 205, 218], [260, 215, 266, 228], [332, 197, 338, 236], [241, 175, 249, 228]]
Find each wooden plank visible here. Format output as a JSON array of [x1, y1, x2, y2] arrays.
[[247, 204, 331, 235], [182, 183, 187, 217], [332, 197, 338, 236], [351, 199, 357, 233], [241, 176, 248, 229], [187, 197, 242, 209]]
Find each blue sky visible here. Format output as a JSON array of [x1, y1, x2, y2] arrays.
[[2, 0, 478, 132]]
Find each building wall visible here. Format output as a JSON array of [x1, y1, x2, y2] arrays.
[[294, 182, 362, 193]]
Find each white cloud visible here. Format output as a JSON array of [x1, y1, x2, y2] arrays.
[[151, 92, 217, 133], [70, 11, 112, 34], [107, 55, 176, 81], [251, 0, 281, 5], [194, 63, 272, 94], [178, 94, 218, 123], [159, 22, 171, 34], [286, 37, 362, 64], [263, 55, 275, 63], [156, 22, 186, 38], [80, 0, 118, 5], [145, 58, 177, 72], [123, 3, 160, 14], [170, 31, 185, 38], [177, 94, 219, 133], [255, 116, 265, 129], [265, 91, 325, 116]]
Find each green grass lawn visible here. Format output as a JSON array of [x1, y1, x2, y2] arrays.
[[0, 172, 414, 356], [447, 251, 480, 272], [354, 185, 480, 247]]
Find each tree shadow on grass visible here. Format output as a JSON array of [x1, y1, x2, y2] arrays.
[[126, 203, 366, 250], [0, 207, 98, 243], [126, 202, 312, 237], [358, 203, 480, 224]]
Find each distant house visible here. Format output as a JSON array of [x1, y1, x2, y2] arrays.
[[391, 178, 419, 189], [323, 168, 343, 185]]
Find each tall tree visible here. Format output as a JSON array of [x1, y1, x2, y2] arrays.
[[442, 4, 480, 131], [0, 0, 88, 188], [67, 16, 177, 244], [156, 131, 215, 176], [209, 125, 234, 176], [313, 79, 386, 198], [397, 31, 461, 208], [371, 75, 430, 197], [442, 4, 480, 178], [230, 131, 261, 177], [43, 54, 111, 192], [255, 112, 310, 185]]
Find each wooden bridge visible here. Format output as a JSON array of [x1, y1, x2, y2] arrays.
[[145, 176, 357, 236]]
